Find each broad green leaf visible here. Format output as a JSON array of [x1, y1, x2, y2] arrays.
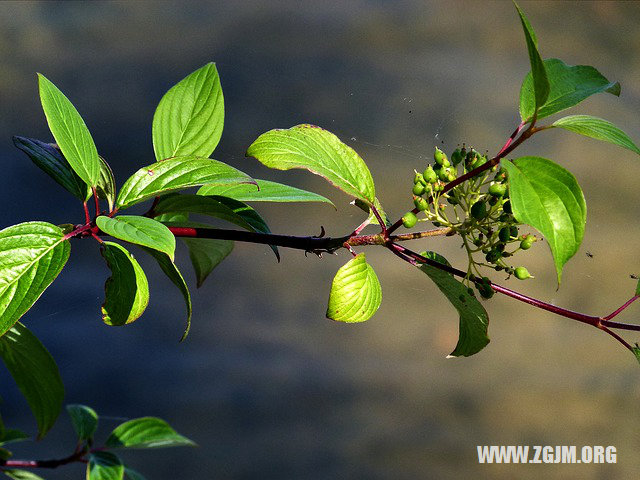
[[152, 63, 224, 161], [96, 157, 117, 212], [100, 242, 149, 326], [154, 195, 278, 260], [2, 470, 47, 480], [124, 468, 148, 480], [12, 136, 88, 201], [502, 156, 586, 285], [96, 216, 175, 261], [139, 247, 192, 341], [197, 179, 334, 206], [0, 322, 64, 439], [326, 253, 381, 323], [0, 222, 70, 336], [636, 279, 640, 296], [66, 404, 98, 441], [514, 2, 549, 119], [105, 417, 195, 449], [633, 344, 640, 366], [87, 451, 124, 480], [154, 212, 189, 223], [551, 115, 640, 155], [520, 58, 620, 121], [247, 124, 376, 205], [37, 74, 100, 187], [115, 156, 255, 210], [418, 251, 490, 357], [0, 429, 29, 446]]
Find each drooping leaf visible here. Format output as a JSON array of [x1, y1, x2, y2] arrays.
[[418, 251, 490, 357], [247, 124, 376, 205], [12, 136, 88, 201], [0, 222, 71, 336], [115, 156, 255, 210], [152, 63, 224, 161], [2, 470, 47, 480], [96, 216, 175, 261], [96, 156, 117, 212], [154, 194, 278, 260], [105, 417, 195, 449], [514, 2, 549, 119], [502, 156, 586, 285], [66, 404, 98, 441], [100, 242, 149, 326], [520, 59, 620, 121], [139, 247, 192, 341], [124, 468, 148, 480], [37, 74, 101, 188], [326, 253, 381, 323], [197, 179, 334, 206], [0, 429, 29, 447], [87, 451, 124, 480], [550, 115, 640, 155], [0, 322, 64, 439]]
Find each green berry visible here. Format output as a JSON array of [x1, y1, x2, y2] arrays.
[[503, 200, 512, 214], [434, 147, 449, 166], [413, 183, 426, 196], [423, 166, 437, 184], [451, 148, 463, 166], [414, 196, 429, 211], [514, 266, 532, 280], [488, 183, 507, 197], [520, 236, 534, 250], [510, 226, 518, 237], [414, 172, 425, 185], [498, 226, 511, 243], [470, 200, 487, 220], [402, 211, 418, 228], [485, 249, 501, 263]]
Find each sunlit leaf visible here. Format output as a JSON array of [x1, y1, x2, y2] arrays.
[[115, 156, 255, 210], [105, 417, 195, 449], [247, 124, 376, 205], [100, 242, 149, 326], [37, 73, 100, 187], [0, 222, 70, 336], [502, 156, 586, 285], [520, 58, 620, 121], [418, 252, 490, 357], [152, 63, 224, 161], [87, 451, 124, 480], [198, 179, 334, 206], [326, 253, 381, 323], [0, 322, 64, 439], [67, 404, 98, 441], [96, 215, 175, 261], [551, 115, 640, 155], [2, 469, 47, 480], [96, 156, 117, 212]]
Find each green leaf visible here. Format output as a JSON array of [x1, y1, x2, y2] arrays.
[[87, 451, 124, 480], [96, 157, 117, 212], [418, 252, 490, 357], [100, 242, 149, 326], [152, 63, 224, 161], [105, 417, 195, 449], [353, 197, 391, 227], [139, 247, 192, 341], [636, 279, 640, 297], [115, 156, 255, 210], [37, 74, 100, 188], [513, 2, 549, 119], [197, 179, 334, 206], [0, 429, 29, 447], [247, 124, 376, 205], [326, 253, 381, 323], [96, 216, 175, 261], [2, 470, 47, 480], [12, 136, 88, 201], [0, 222, 70, 336], [520, 58, 620, 121], [66, 404, 98, 441], [502, 156, 586, 285], [154, 195, 278, 260], [124, 467, 148, 480], [177, 224, 233, 288], [633, 344, 640, 366], [550, 115, 640, 155], [0, 322, 64, 439]]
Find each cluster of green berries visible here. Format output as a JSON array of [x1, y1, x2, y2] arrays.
[[403, 145, 538, 296]]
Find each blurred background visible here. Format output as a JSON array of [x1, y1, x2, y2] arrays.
[[1, 1, 640, 478]]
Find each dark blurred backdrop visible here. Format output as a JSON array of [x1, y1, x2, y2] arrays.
[[1, 1, 640, 479]]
